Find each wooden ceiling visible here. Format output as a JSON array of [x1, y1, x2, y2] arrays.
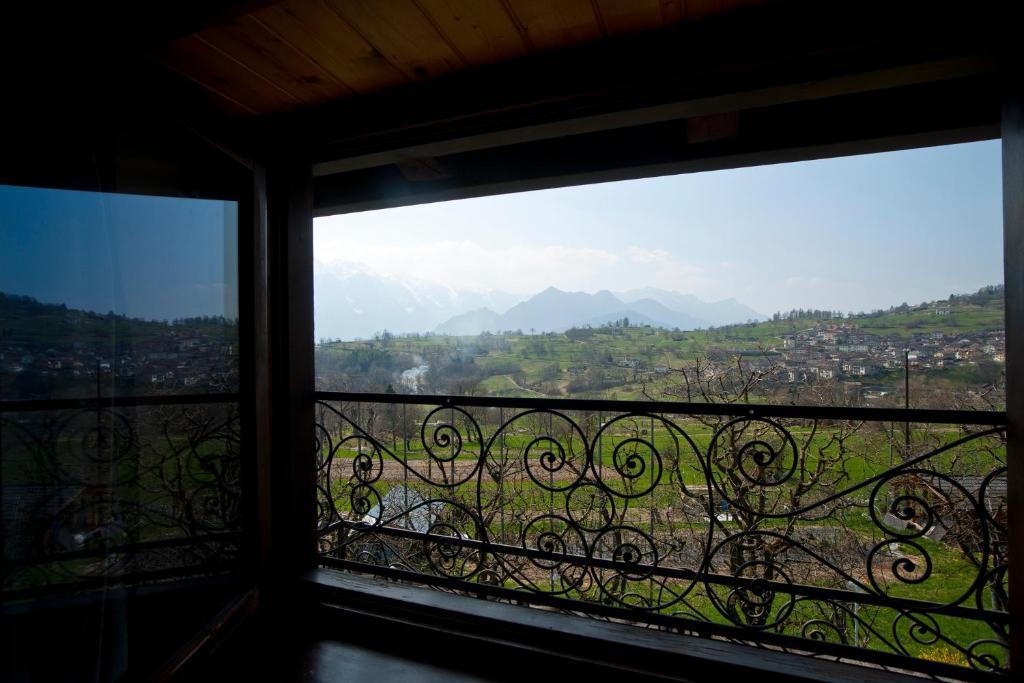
[[155, 0, 767, 118]]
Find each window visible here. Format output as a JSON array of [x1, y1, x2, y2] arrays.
[[1, 184, 243, 679], [310, 141, 1008, 675]]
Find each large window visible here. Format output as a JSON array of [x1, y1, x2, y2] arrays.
[[1, 184, 242, 679], [314, 141, 1004, 412], [309, 141, 1009, 676]]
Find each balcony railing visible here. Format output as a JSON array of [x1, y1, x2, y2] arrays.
[[315, 391, 1009, 680], [1, 394, 242, 599]]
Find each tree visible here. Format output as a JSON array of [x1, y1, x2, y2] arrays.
[[643, 352, 884, 635]]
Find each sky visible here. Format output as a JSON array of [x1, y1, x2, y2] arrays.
[[0, 185, 237, 320], [315, 140, 1004, 316], [0, 141, 1002, 321]]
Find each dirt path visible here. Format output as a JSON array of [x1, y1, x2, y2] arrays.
[[501, 374, 547, 397]]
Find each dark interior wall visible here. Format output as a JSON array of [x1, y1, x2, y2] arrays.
[[0, 108, 248, 200], [2, 578, 246, 681]]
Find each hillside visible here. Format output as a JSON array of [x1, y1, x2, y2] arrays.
[[1, 292, 239, 400], [432, 286, 749, 336], [316, 285, 1006, 406], [709, 285, 1004, 345], [313, 259, 764, 340], [2, 292, 171, 347]]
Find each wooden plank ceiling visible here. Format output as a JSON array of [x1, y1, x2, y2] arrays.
[[155, 0, 767, 118]]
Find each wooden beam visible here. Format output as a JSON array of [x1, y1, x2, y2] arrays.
[[239, 161, 273, 586], [304, 569, 929, 683], [311, 54, 997, 177], [267, 158, 317, 580], [313, 74, 1000, 215], [149, 587, 261, 678], [1002, 55, 1024, 675]]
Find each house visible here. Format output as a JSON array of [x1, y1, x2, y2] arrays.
[[917, 475, 1008, 549], [786, 368, 810, 383]]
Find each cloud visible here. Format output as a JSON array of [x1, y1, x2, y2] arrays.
[[784, 276, 826, 289], [313, 237, 708, 295], [318, 239, 618, 292], [626, 247, 706, 290]]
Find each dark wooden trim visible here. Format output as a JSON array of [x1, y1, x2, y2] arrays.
[[238, 160, 273, 589], [0, 115, 249, 202], [1002, 57, 1024, 674], [315, 123, 997, 217], [148, 586, 260, 680], [310, 54, 997, 178], [302, 569, 939, 683], [313, 74, 999, 215], [267, 159, 317, 580]]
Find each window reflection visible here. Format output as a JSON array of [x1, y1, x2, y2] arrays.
[[0, 185, 239, 400]]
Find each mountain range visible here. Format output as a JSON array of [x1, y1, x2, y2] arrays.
[[314, 259, 763, 340]]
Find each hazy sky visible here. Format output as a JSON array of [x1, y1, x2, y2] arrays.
[[0, 141, 1002, 321], [0, 185, 237, 320], [315, 140, 1003, 316]]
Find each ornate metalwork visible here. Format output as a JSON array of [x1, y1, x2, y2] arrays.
[[1, 399, 242, 596], [315, 393, 1009, 678]]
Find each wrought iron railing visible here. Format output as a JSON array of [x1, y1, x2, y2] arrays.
[[315, 391, 1009, 680], [1, 394, 242, 599]]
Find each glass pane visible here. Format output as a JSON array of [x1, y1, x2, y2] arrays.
[[1, 184, 239, 401], [1, 184, 243, 680], [313, 141, 1004, 411], [311, 141, 1008, 675]]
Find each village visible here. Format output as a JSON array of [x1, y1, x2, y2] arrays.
[[1, 321, 239, 398], [772, 313, 1005, 399]]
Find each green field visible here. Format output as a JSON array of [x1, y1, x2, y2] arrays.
[[315, 286, 1005, 407]]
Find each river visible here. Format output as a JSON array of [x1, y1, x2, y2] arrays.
[[399, 356, 429, 393]]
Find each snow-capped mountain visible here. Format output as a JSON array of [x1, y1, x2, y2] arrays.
[[314, 260, 764, 340], [314, 260, 518, 340]]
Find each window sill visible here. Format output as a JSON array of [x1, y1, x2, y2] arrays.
[[302, 568, 931, 683]]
